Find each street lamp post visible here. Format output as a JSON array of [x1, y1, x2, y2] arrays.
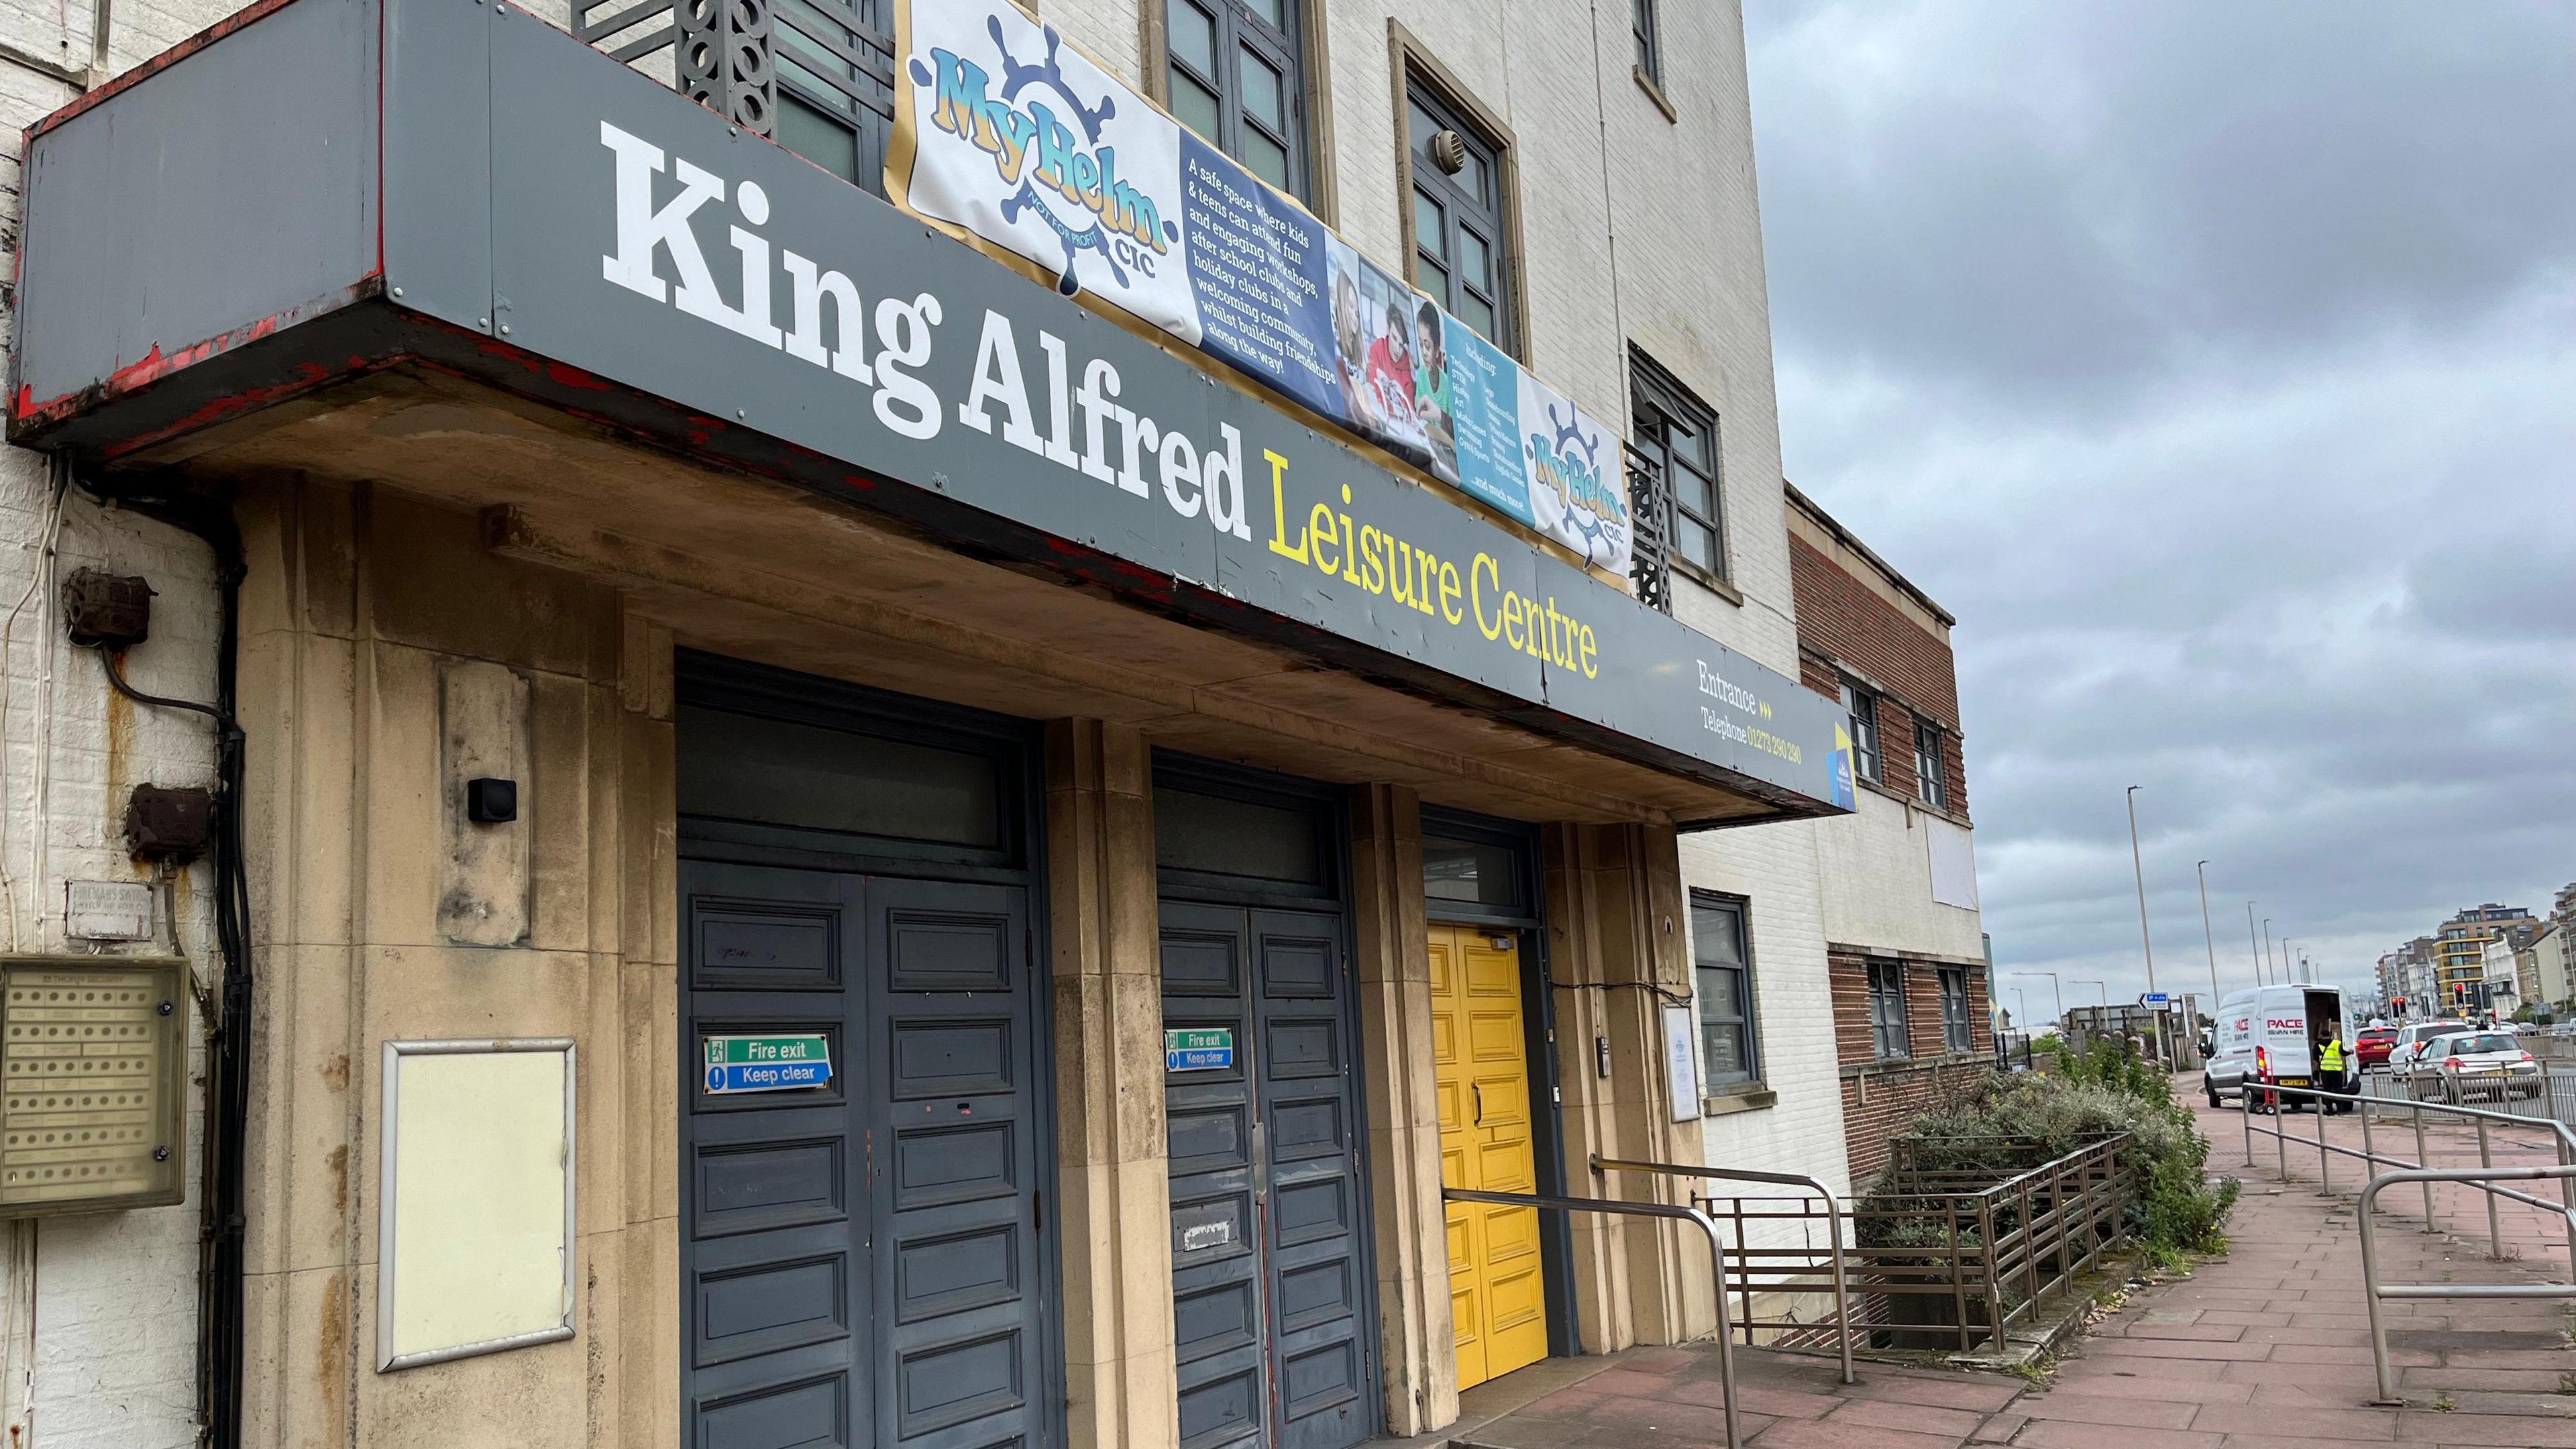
[[2072, 978, 2108, 1006], [2246, 902, 2262, 989], [2196, 861, 2221, 1014], [2263, 918, 2277, 987], [2127, 786, 2163, 1064]]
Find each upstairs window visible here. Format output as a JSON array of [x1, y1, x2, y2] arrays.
[[1167, 0, 1309, 197], [1915, 720, 1949, 810], [1631, 359, 1724, 580], [1868, 960, 1909, 1059], [1840, 681, 1882, 784], [1633, 0, 1662, 86], [1406, 85, 1511, 347]]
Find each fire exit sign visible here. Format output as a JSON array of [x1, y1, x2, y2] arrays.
[[1165, 1028, 1234, 1072], [702, 1034, 833, 1094]]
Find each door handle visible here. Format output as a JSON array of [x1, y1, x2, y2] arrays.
[[1473, 1083, 1483, 1124]]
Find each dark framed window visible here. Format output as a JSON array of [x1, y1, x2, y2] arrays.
[[1406, 84, 1510, 347], [1840, 680, 1882, 784], [1631, 358, 1724, 580], [1868, 960, 1909, 1059], [1915, 720, 1948, 810], [1939, 967, 1973, 1055], [1632, 0, 1661, 85], [1692, 894, 1759, 1087], [1165, 0, 1309, 198], [768, 0, 893, 188]]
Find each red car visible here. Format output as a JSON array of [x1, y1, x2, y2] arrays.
[[2357, 1026, 2398, 1069]]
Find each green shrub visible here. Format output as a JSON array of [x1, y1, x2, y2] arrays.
[[1864, 1040, 2237, 1261]]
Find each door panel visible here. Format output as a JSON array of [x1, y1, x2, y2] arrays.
[[684, 863, 873, 1448], [1429, 927, 1548, 1391], [684, 863, 1048, 1449], [1162, 904, 1375, 1449]]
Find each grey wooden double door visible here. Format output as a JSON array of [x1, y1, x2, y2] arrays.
[[681, 859, 1049, 1449], [1161, 902, 1374, 1449]]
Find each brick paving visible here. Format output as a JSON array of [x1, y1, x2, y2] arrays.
[[1398, 1073, 2576, 1448]]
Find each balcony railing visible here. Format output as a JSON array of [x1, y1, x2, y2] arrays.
[[1625, 442, 1674, 614], [577, 0, 892, 190]]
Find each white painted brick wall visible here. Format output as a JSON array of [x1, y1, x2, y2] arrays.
[[0, 0, 241, 1438], [1813, 790, 1986, 961], [1680, 825, 1854, 1236]]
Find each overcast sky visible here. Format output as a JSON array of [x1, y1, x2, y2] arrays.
[[1743, 1, 2576, 1016]]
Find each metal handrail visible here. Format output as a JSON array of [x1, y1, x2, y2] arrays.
[[2357, 1164, 2576, 1404], [1442, 1185, 1743, 1449], [2236, 1078, 2576, 1273], [1591, 1153, 1855, 1384]]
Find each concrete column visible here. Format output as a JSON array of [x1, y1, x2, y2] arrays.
[[232, 481, 660, 1446], [1346, 784, 1454, 1435], [1542, 821, 1713, 1354], [1043, 720, 1177, 1449]]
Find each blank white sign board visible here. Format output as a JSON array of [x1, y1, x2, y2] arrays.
[[378, 1039, 575, 1371]]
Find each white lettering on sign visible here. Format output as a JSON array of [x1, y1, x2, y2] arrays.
[[594, 119, 1254, 527], [1181, 1221, 1234, 1252]]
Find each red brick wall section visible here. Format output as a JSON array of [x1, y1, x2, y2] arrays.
[[1790, 535, 1972, 818], [1827, 951, 1996, 1183], [1840, 1060, 1994, 1183], [1789, 535, 1960, 725]]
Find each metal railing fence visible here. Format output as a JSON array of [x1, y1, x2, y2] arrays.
[[1672, 1134, 2133, 1356], [1441, 1185, 1744, 1449], [2233, 1079, 2576, 1403], [1591, 1154, 1854, 1384]]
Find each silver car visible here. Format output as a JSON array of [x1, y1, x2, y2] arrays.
[[2407, 1031, 2542, 1101]]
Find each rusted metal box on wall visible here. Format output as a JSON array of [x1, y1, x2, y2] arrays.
[[0, 956, 189, 1215]]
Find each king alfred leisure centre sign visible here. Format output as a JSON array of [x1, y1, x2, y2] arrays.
[[13, 0, 1854, 814]]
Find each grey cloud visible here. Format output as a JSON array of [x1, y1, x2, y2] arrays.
[[1745, 1, 2576, 1007]]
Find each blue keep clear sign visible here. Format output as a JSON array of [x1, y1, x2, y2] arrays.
[[704, 1034, 833, 1094], [1165, 1027, 1234, 1072]]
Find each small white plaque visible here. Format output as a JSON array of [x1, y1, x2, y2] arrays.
[[1664, 1003, 1702, 1122], [63, 880, 152, 941]]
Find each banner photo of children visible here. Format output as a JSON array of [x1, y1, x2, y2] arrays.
[[1325, 237, 1435, 469]]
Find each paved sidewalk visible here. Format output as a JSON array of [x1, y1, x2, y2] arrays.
[[1398, 1073, 2576, 1449]]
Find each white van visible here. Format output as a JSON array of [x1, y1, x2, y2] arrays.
[[2205, 984, 2352, 1109]]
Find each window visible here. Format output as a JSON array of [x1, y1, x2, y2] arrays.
[[1153, 784, 1322, 884], [1632, 0, 1661, 85], [1840, 680, 1882, 784], [1939, 967, 1974, 1055], [1915, 720, 1948, 810], [1867, 960, 1909, 1059], [1631, 359, 1724, 579], [1692, 895, 1758, 1087], [1165, 0, 1308, 197], [1406, 85, 1510, 347], [767, 0, 893, 188]]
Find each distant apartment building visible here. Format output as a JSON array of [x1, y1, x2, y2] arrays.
[[2535, 924, 2570, 1010], [1757, 484, 1988, 1183], [2436, 904, 2538, 1014]]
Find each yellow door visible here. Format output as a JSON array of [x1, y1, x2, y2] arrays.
[[1430, 926, 1549, 1391]]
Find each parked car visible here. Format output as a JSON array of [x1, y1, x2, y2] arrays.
[[2410, 1032, 2542, 1100], [2207, 983, 2352, 1110], [2387, 1019, 2473, 1073], [2355, 1026, 2398, 1069]]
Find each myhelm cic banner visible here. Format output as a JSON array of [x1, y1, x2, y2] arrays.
[[885, 0, 1636, 583]]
